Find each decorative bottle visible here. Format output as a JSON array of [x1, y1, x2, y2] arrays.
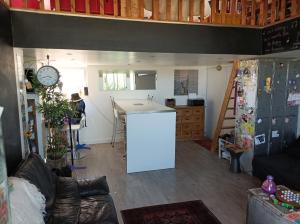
[[261, 175, 277, 195]]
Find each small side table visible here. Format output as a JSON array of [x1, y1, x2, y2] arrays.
[[247, 186, 299, 224], [224, 143, 244, 173]]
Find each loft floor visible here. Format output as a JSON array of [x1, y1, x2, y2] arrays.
[[74, 141, 260, 224]]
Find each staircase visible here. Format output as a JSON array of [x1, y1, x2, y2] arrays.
[[210, 60, 239, 152]]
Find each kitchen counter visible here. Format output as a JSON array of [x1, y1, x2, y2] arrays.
[[114, 99, 176, 173], [114, 99, 175, 114]]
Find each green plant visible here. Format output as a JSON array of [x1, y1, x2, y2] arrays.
[[33, 76, 75, 160]]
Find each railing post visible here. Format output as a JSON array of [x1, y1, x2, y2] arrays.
[[166, 0, 171, 20], [178, 0, 183, 21], [241, 0, 247, 25], [71, 0, 75, 12], [152, 0, 159, 20], [40, 0, 45, 10], [126, 0, 131, 17], [23, 0, 27, 8], [113, 0, 118, 16], [280, 0, 286, 20], [120, 0, 126, 16], [250, 0, 256, 25], [55, 0, 60, 11], [86, 0, 90, 14], [231, 0, 238, 24], [211, 0, 217, 23], [270, 0, 276, 23], [189, 0, 194, 22], [138, 0, 144, 19], [291, 0, 298, 16], [221, 0, 227, 23], [200, 0, 205, 22], [259, 0, 267, 26]]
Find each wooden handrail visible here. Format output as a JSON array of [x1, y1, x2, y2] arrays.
[[7, 0, 300, 27]]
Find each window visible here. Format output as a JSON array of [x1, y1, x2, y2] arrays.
[[102, 71, 128, 91], [59, 68, 86, 99]]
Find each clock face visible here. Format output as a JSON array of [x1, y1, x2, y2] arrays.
[[37, 66, 60, 87]]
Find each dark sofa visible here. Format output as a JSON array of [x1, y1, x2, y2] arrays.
[[13, 153, 119, 224], [253, 138, 300, 191]]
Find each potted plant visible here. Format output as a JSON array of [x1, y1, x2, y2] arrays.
[[34, 77, 74, 168]]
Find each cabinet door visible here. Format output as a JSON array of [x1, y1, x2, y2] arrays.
[[286, 61, 300, 116], [269, 117, 284, 155], [254, 117, 270, 156], [282, 116, 298, 149], [257, 61, 273, 118], [271, 62, 288, 117]]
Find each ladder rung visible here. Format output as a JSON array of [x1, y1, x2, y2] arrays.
[[224, 117, 235, 120], [227, 107, 234, 110], [221, 126, 235, 129]]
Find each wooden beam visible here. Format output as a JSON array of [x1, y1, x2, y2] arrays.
[[138, 0, 144, 19], [23, 0, 27, 8], [189, 0, 194, 22], [271, 0, 276, 23], [241, 0, 247, 25], [178, 0, 183, 21], [114, 0, 119, 16], [259, 0, 267, 26], [100, 0, 104, 15], [280, 0, 286, 20], [152, 0, 159, 20], [200, 0, 205, 22]]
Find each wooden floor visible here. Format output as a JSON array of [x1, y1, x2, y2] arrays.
[[74, 141, 260, 224]]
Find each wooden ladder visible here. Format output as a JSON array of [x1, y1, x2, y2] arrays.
[[210, 60, 239, 152]]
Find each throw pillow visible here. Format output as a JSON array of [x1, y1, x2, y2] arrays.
[[8, 177, 46, 224]]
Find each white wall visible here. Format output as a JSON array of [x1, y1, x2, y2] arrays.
[[79, 65, 210, 144], [78, 64, 233, 144]]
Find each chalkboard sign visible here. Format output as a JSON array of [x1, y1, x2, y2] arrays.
[[262, 17, 300, 54]]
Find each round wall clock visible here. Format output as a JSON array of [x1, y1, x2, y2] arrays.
[[36, 65, 60, 87]]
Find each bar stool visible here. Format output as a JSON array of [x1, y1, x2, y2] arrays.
[[110, 97, 126, 153]]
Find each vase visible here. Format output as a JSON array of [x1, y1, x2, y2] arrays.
[[46, 154, 67, 170], [261, 175, 277, 194]]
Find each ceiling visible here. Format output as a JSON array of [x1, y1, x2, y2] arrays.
[[22, 48, 300, 68]]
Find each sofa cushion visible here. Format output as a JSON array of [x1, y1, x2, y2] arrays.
[[14, 153, 56, 211], [253, 154, 300, 191], [78, 176, 110, 197], [47, 177, 81, 224], [287, 138, 300, 159], [79, 195, 119, 224]]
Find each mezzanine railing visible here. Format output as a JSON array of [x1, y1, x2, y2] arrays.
[[3, 0, 300, 27]]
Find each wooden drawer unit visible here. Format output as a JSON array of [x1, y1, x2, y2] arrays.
[[175, 106, 204, 141]]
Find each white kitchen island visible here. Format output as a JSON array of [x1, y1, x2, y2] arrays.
[[114, 99, 176, 173]]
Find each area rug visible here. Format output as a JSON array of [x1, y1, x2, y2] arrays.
[[194, 138, 212, 151], [121, 200, 222, 224]]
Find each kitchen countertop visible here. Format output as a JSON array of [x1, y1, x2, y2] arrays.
[[114, 99, 175, 115]]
